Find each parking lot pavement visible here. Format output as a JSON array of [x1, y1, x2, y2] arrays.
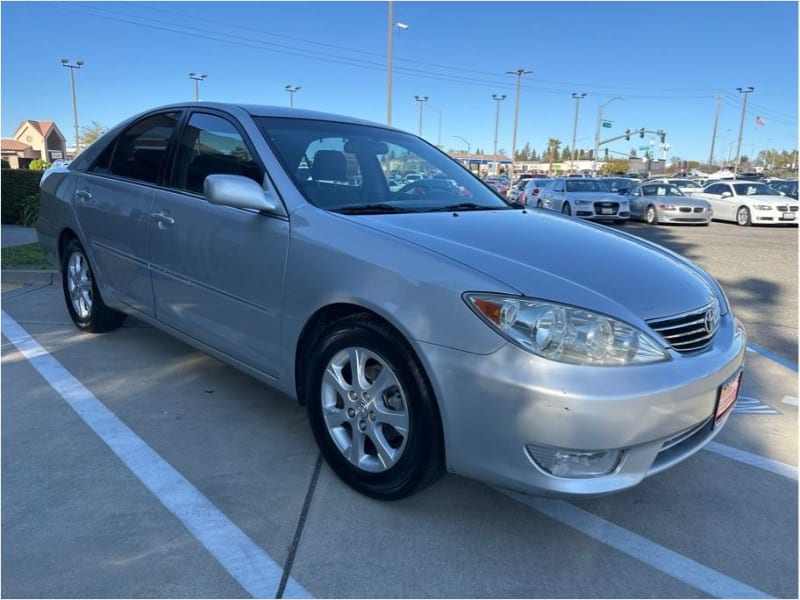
[[2, 281, 796, 599]]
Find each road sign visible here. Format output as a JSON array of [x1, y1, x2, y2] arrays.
[[602, 121, 612, 128], [639, 146, 649, 151]]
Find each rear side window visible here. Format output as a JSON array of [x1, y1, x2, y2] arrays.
[[171, 113, 263, 194], [93, 112, 180, 184]]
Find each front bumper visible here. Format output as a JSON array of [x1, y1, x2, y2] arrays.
[[418, 314, 746, 497], [752, 207, 798, 224], [658, 207, 713, 224]]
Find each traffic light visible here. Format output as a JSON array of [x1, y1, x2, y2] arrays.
[[604, 148, 609, 159], [639, 128, 645, 138], [625, 129, 631, 141], [659, 130, 666, 143]]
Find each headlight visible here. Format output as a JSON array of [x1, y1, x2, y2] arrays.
[[465, 294, 669, 366], [575, 199, 592, 205], [753, 204, 773, 210], [657, 204, 677, 211]]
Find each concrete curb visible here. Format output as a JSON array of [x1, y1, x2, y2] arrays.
[[1, 270, 58, 285]]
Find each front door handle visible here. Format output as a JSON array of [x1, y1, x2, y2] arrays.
[[74, 190, 92, 203], [151, 211, 175, 229]]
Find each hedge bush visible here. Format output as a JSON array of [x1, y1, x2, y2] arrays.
[[1, 169, 43, 224]]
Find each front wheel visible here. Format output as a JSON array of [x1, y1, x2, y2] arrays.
[[561, 202, 572, 216], [61, 239, 126, 332], [736, 206, 752, 226], [645, 205, 658, 225], [304, 315, 444, 500]]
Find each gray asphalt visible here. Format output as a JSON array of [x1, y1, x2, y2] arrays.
[[1, 221, 797, 598]]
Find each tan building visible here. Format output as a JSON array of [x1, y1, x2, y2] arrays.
[[1, 120, 67, 168]]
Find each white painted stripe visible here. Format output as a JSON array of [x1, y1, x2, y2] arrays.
[[705, 442, 798, 481], [507, 493, 773, 599], [1, 312, 312, 600], [782, 396, 798, 406]]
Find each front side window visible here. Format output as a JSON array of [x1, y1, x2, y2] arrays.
[[95, 112, 180, 184], [172, 113, 263, 194], [732, 182, 779, 196], [256, 117, 510, 213], [565, 179, 611, 193]]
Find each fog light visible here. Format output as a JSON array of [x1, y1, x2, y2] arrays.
[[526, 445, 623, 478]]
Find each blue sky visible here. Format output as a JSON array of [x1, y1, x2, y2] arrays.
[[2, 1, 797, 163]]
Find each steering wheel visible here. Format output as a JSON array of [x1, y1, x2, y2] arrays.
[[396, 181, 431, 197]]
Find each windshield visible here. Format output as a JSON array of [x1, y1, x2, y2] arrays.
[[565, 179, 611, 192], [641, 184, 685, 197], [733, 183, 780, 196], [256, 117, 511, 213], [669, 179, 700, 188]]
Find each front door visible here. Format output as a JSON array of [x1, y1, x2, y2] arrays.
[[149, 112, 289, 377]]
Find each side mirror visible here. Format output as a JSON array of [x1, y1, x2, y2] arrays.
[[204, 174, 278, 213], [720, 191, 732, 198]]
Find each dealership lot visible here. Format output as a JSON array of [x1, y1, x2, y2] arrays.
[[2, 221, 797, 598]]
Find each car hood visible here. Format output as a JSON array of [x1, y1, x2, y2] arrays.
[[642, 195, 710, 208], [567, 192, 628, 202], [350, 209, 714, 321], [736, 194, 798, 205]]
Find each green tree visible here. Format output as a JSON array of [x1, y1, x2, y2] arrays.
[[630, 148, 638, 158], [560, 147, 571, 161], [530, 149, 538, 161], [28, 159, 50, 170], [79, 121, 108, 146], [546, 138, 561, 172], [601, 158, 629, 174]]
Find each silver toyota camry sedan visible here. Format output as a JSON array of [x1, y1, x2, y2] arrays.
[[37, 103, 746, 500]]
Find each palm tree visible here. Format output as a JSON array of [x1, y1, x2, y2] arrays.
[[547, 138, 561, 173]]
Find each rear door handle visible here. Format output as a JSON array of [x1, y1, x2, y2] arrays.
[[151, 211, 175, 228], [74, 190, 92, 203]]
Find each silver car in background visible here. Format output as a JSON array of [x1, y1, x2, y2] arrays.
[[540, 177, 631, 223], [627, 183, 713, 225], [37, 103, 745, 500], [519, 177, 552, 206]]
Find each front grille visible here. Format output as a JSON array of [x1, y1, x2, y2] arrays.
[[791, 206, 798, 212], [679, 207, 691, 213], [693, 207, 705, 213], [647, 300, 719, 353], [777, 206, 788, 212]]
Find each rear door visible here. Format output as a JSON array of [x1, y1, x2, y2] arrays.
[[149, 110, 289, 377], [73, 111, 183, 316]]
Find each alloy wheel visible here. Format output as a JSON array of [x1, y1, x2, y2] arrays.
[[67, 251, 93, 320]]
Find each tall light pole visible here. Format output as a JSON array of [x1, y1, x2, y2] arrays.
[[414, 95, 429, 137], [453, 135, 471, 154], [285, 85, 301, 108], [492, 94, 506, 156], [593, 96, 622, 174], [386, 1, 408, 126], [189, 72, 207, 101], [506, 68, 532, 166], [708, 91, 723, 167], [570, 92, 587, 172], [60, 58, 83, 156], [734, 86, 754, 175]]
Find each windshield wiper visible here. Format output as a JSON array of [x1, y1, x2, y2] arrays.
[[332, 203, 411, 215], [429, 202, 505, 212]]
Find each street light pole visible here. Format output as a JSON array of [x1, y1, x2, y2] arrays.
[[734, 86, 754, 176], [492, 94, 506, 156], [60, 58, 84, 156], [593, 96, 622, 174], [506, 68, 532, 166], [285, 85, 301, 108], [570, 92, 587, 172], [189, 72, 208, 101], [414, 95, 429, 137], [386, 1, 408, 126]]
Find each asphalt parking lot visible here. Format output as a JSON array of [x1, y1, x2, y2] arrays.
[[2, 221, 797, 599]]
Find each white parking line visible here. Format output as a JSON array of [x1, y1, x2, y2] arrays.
[[704, 442, 798, 481], [507, 493, 773, 599], [1, 312, 312, 600], [782, 396, 798, 406]]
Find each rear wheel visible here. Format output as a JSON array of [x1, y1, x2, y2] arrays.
[[304, 315, 444, 500], [736, 206, 751, 226], [61, 239, 126, 332], [645, 204, 658, 225], [561, 202, 571, 216]]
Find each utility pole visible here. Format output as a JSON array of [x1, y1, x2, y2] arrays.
[[734, 86, 754, 175], [593, 96, 622, 175], [189, 72, 207, 101], [570, 92, 587, 172], [386, 1, 409, 126], [285, 85, 301, 108], [414, 95, 429, 137], [708, 92, 722, 167], [492, 94, 506, 156], [506, 68, 532, 165], [60, 58, 84, 156]]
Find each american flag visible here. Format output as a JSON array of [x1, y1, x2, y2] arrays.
[[756, 116, 766, 126]]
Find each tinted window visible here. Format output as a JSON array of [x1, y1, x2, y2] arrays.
[[565, 179, 611, 192], [100, 112, 180, 184], [705, 184, 724, 194], [732, 182, 779, 196], [172, 113, 263, 194]]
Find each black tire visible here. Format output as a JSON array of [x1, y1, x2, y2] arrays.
[[561, 202, 572, 216], [536, 199, 543, 208], [645, 204, 658, 225], [61, 239, 126, 333], [303, 315, 444, 500], [736, 206, 751, 226]]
